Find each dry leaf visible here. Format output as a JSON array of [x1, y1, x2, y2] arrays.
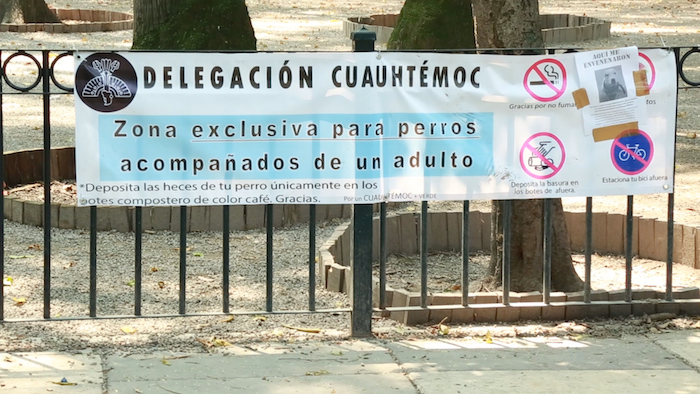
[[212, 338, 231, 347], [121, 326, 137, 334], [305, 370, 330, 376], [52, 377, 76, 386], [439, 324, 450, 335], [158, 281, 165, 289], [150, 267, 159, 272], [484, 330, 493, 344], [281, 324, 321, 333], [220, 316, 235, 323], [13, 297, 26, 306]]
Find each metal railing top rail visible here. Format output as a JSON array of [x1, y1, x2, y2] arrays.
[[1, 46, 699, 96]]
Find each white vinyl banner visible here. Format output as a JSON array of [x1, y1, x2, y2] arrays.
[[74, 48, 676, 206]]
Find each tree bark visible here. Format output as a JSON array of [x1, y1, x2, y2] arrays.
[[475, 0, 583, 292], [472, 0, 542, 49], [488, 200, 583, 292], [0, 0, 61, 23], [387, 0, 475, 50], [132, 0, 256, 51]]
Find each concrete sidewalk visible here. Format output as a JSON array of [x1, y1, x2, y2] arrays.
[[2, 330, 699, 393]]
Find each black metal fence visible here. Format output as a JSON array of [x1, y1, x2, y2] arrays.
[[1, 36, 700, 337]]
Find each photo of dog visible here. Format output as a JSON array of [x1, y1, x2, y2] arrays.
[[595, 65, 628, 102]]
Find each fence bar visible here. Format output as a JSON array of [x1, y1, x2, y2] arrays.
[[420, 201, 428, 308], [379, 202, 387, 309], [266, 204, 274, 312], [222, 205, 230, 313], [584, 197, 593, 303], [625, 196, 634, 303], [502, 200, 512, 305], [462, 201, 470, 306], [0, 54, 4, 321], [89, 207, 97, 317], [134, 207, 142, 316], [179, 206, 187, 314], [308, 204, 316, 311], [666, 193, 674, 301], [351, 204, 373, 337], [42, 50, 52, 319], [543, 199, 552, 304]]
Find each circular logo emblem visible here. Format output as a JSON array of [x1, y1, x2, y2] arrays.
[[76, 53, 137, 112]]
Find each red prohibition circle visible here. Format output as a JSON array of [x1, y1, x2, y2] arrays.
[[519, 132, 566, 180], [523, 59, 567, 102], [638, 52, 656, 91]]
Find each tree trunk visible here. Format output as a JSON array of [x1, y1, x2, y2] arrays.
[[0, 0, 60, 23], [132, 0, 256, 50], [474, 0, 583, 292], [488, 200, 583, 292], [387, 0, 475, 50], [472, 0, 542, 49]]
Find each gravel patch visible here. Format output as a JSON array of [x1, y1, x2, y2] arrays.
[[1, 0, 699, 353]]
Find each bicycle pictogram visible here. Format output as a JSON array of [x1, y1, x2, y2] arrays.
[[617, 143, 647, 162]]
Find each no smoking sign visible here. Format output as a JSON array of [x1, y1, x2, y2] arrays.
[[524, 59, 567, 102]]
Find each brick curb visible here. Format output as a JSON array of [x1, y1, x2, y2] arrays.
[[343, 13, 611, 46], [0, 9, 132, 33], [319, 211, 700, 323]]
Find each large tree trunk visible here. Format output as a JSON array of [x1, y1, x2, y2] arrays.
[[0, 0, 61, 23], [473, 0, 583, 292], [132, 0, 256, 50], [387, 0, 475, 50], [472, 0, 542, 49], [489, 200, 583, 292]]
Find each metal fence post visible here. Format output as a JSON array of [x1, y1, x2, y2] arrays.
[[350, 27, 376, 338]]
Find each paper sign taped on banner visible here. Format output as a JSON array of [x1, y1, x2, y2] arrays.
[[573, 47, 649, 142]]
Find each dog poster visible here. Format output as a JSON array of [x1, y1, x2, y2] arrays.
[[573, 46, 647, 141]]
